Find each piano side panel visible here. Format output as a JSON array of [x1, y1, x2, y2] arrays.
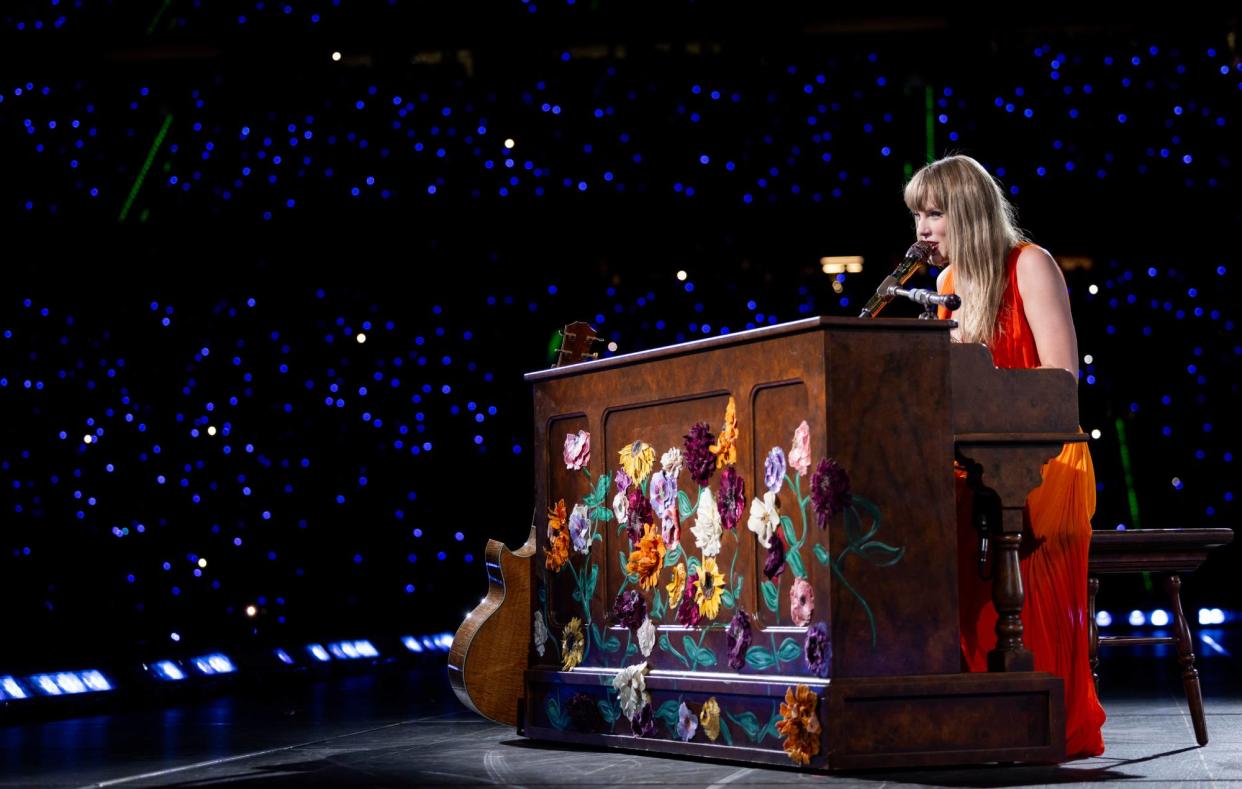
[[826, 328, 959, 677], [532, 331, 829, 677]]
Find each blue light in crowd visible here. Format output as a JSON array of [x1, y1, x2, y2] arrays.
[[1095, 610, 1112, 627], [274, 649, 294, 665], [152, 661, 186, 681], [307, 644, 331, 662], [1199, 608, 1226, 625], [30, 675, 64, 695], [80, 671, 112, 691], [192, 654, 237, 675], [1128, 610, 1146, 626], [1, 677, 28, 700]]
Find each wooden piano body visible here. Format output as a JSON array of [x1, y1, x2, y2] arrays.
[[451, 317, 1083, 769]]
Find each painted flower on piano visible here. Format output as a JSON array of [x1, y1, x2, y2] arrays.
[[788, 420, 812, 477], [709, 396, 739, 468], [637, 617, 657, 657], [691, 487, 722, 556], [805, 621, 830, 678], [612, 660, 650, 719], [545, 499, 570, 572], [618, 440, 656, 487], [717, 466, 746, 531], [612, 589, 647, 631], [661, 446, 684, 479], [727, 608, 752, 671], [776, 685, 822, 766], [695, 556, 727, 620], [532, 611, 548, 657], [563, 429, 591, 470], [569, 503, 591, 554], [790, 577, 815, 627], [699, 697, 722, 741], [765, 446, 787, 493], [630, 701, 656, 738], [682, 421, 717, 488], [676, 571, 703, 627], [561, 617, 585, 671], [747, 490, 780, 549], [764, 530, 786, 580], [666, 561, 686, 604], [649, 469, 680, 545], [567, 692, 601, 733], [810, 457, 852, 529], [676, 701, 698, 741], [625, 484, 656, 545], [626, 523, 667, 590]]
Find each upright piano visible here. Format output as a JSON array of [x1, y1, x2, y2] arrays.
[[450, 317, 1083, 769]]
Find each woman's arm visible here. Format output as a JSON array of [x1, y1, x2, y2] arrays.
[[1015, 245, 1079, 377]]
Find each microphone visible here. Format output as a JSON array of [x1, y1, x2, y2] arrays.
[[857, 241, 934, 319], [890, 287, 961, 311]]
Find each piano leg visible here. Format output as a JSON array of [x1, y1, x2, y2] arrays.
[[988, 509, 1034, 672]]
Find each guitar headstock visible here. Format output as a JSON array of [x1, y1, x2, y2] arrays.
[[552, 321, 602, 368]]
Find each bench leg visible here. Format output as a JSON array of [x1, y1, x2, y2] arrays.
[[1165, 574, 1208, 746], [1088, 576, 1100, 689]]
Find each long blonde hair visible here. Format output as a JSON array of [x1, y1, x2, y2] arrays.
[[904, 155, 1026, 344]]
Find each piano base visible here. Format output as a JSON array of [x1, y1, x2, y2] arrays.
[[521, 668, 1065, 771]]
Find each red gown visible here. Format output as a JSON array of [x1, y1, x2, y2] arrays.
[[940, 244, 1106, 759]]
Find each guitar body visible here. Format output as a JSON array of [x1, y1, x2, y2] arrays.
[[447, 525, 536, 726], [448, 321, 597, 726]]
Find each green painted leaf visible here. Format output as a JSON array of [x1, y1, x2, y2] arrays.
[[583, 474, 610, 509], [720, 588, 734, 608], [786, 547, 807, 579], [625, 642, 637, 656], [812, 543, 830, 565], [602, 632, 621, 653], [733, 574, 743, 598], [546, 697, 570, 730], [682, 635, 699, 667], [719, 717, 734, 746], [725, 710, 762, 742], [858, 540, 905, 566], [780, 515, 797, 548], [744, 646, 776, 670], [651, 588, 666, 619], [598, 699, 619, 724], [585, 565, 599, 600], [762, 580, 779, 612], [844, 504, 863, 544], [618, 550, 628, 576], [678, 489, 696, 520], [664, 542, 683, 568], [592, 506, 614, 523], [696, 644, 717, 667], [659, 633, 689, 668], [654, 699, 680, 727], [776, 637, 801, 663]]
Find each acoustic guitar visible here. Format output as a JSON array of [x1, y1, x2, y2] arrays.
[[447, 322, 601, 725]]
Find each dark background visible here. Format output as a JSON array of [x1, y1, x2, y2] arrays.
[[1, 3, 1237, 672]]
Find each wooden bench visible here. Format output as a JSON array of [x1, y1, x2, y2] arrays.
[[1086, 527, 1234, 746]]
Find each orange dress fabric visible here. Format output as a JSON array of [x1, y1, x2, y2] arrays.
[[940, 245, 1106, 759]]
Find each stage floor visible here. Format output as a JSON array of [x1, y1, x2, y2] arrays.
[[2, 651, 1239, 787]]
